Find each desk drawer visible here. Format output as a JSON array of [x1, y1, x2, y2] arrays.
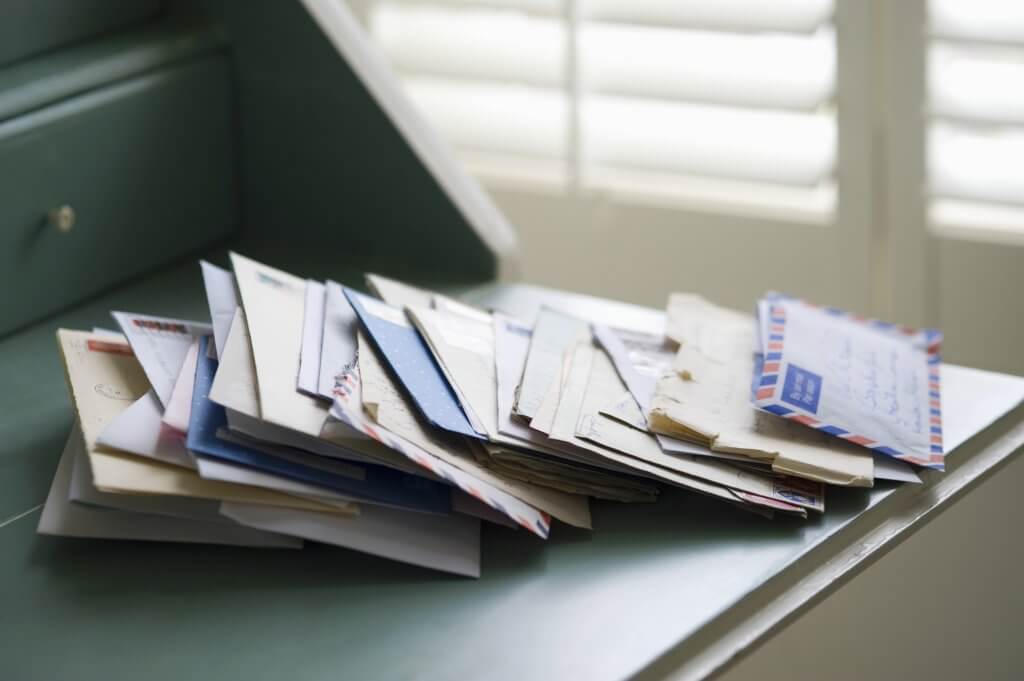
[[0, 56, 235, 336], [0, 0, 162, 68]]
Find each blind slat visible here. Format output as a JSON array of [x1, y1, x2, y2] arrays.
[[929, 44, 1024, 125], [584, 0, 833, 33], [929, 0, 1024, 45], [929, 124, 1024, 206], [583, 96, 835, 186], [581, 25, 834, 110], [372, 5, 564, 86], [928, 1, 1024, 229], [403, 77, 567, 158], [390, 0, 561, 15], [369, 0, 838, 200]]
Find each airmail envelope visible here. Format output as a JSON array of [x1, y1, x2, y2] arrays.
[[753, 295, 945, 470]]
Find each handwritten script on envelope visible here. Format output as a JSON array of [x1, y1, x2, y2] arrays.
[[753, 295, 944, 469]]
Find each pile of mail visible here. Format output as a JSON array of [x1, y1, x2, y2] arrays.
[[41, 253, 944, 577]]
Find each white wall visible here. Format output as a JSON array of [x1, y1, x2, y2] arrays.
[[722, 453, 1024, 681]]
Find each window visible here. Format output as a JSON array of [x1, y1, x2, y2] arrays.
[[362, 0, 839, 219], [927, 0, 1024, 244]]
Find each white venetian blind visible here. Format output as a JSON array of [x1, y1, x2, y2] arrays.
[[367, 0, 837, 215], [927, 0, 1024, 239]]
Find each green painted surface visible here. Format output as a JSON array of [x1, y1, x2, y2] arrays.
[[0, 56, 236, 336], [0, 0, 161, 68], [0, 19, 228, 123], [0, 254, 906, 681], [173, 0, 498, 284]]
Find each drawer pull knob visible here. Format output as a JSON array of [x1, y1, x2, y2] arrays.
[[48, 205, 76, 233]]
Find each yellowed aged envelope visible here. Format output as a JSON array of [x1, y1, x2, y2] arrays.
[[55, 329, 354, 514], [651, 298, 874, 487], [568, 344, 819, 513]]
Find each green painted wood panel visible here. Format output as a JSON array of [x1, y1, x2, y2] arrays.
[[0, 19, 228, 124], [0, 56, 236, 336], [0, 0, 162, 68], [173, 0, 498, 285]]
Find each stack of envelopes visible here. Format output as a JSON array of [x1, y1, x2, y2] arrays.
[[42, 253, 953, 577]]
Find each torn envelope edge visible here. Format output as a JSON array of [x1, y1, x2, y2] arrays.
[[330, 375, 552, 539], [564, 343, 826, 513], [578, 411, 822, 513], [753, 294, 945, 470]]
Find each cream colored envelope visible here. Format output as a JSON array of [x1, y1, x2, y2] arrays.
[[209, 308, 418, 474], [566, 344, 817, 513], [55, 329, 355, 515], [406, 304, 497, 437], [651, 297, 874, 488], [545, 343, 770, 508], [229, 253, 330, 437], [39, 428, 302, 548]]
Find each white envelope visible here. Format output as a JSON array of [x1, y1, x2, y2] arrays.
[[230, 253, 331, 436], [298, 279, 327, 397], [38, 429, 301, 548], [161, 338, 200, 433], [97, 390, 195, 469], [70, 424, 226, 524], [514, 307, 591, 420], [112, 311, 211, 407], [942, 364, 1024, 454], [366, 272, 436, 309], [494, 315, 602, 463], [210, 309, 421, 475], [220, 501, 481, 578], [225, 406, 420, 473], [200, 260, 240, 360]]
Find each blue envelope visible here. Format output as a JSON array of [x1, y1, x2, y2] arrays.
[[343, 287, 481, 439], [187, 337, 452, 514]]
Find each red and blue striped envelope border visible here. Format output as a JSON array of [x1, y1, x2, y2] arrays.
[[331, 370, 552, 538], [753, 293, 944, 470]]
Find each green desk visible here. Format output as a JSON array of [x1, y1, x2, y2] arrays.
[[2, 254, 1022, 681]]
